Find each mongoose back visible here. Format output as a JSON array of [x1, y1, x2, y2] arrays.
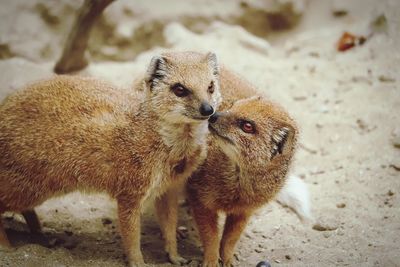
[[0, 51, 221, 266]]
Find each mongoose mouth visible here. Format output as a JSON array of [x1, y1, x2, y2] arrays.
[[191, 115, 211, 121], [208, 124, 235, 145]]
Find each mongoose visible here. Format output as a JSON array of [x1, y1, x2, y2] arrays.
[[187, 94, 298, 267], [0, 51, 221, 266], [152, 66, 311, 266]]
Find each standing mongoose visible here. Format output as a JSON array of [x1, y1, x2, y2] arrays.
[[0, 51, 221, 266], [187, 94, 298, 267]]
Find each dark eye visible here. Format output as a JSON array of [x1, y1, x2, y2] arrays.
[[240, 121, 255, 134], [171, 83, 189, 97], [208, 81, 214, 94]]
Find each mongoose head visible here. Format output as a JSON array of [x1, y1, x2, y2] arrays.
[[144, 51, 221, 123], [208, 96, 298, 171]]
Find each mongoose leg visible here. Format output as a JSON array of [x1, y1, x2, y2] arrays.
[[191, 203, 220, 267], [155, 188, 188, 265], [0, 218, 11, 250], [117, 197, 144, 266], [219, 212, 251, 267], [22, 209, 42, 234]]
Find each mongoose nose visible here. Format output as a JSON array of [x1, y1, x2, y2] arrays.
[[208, 112, 219, 123], [199, 102, 214, 116]]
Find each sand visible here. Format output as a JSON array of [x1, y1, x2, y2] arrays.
[[0, 0, 399, 266]]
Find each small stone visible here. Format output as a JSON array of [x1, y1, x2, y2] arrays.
[[255, 248, 263, 253], [309, 51, 320, 58], [293, 96, 307, 101], [313, 222, 338, 231], [378, 75, 395, 83], [332, 10, 348, 17], [256, 261, 271, 267], [102, 218, 113, 225], [274, 259, 281, 263], [392, 137, 400, 149], [387, 190, 394, 196], [336, 203, 346, 208]]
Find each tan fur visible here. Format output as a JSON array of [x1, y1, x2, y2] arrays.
[[188, 98, 298, 267], [154, 67, 298, 266], [0, 51, 221, 266], [186, 69, 298, 267]]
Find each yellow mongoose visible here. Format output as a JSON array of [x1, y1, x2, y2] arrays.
[[0, 51, 221, 266], [155, 67, 309, 266], [187, 68, 299, 267], [188, 96, 298, 267]]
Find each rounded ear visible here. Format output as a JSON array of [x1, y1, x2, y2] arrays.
[[206, 52, 219, 76], [270, 123, 297, 159], [145, 55, 169, 90]]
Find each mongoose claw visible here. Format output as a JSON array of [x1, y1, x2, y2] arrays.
[[201, 260, 221, 267], [168, 253, 189, 265], [221, 260, 234, 267]]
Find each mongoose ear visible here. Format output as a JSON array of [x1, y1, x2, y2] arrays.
[[145, 55, 169, 90], [206, 52, 219, 76], [270, 124, 295, 159]]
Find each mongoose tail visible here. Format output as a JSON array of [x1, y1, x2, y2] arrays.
[[276, 175, 313, 222]]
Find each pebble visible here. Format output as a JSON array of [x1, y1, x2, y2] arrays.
[[312, 221, 338, 231], [256, 261, 271, 267], [392, 137, 400, 149], [336, 203, 346, 208], [102, 218, 113, 225], [378, 75, 395, 83]]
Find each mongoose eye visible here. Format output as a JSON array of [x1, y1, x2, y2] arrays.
[[240, 120, 256, 134], [208, 81, 215, 94], [171, 83, 189, 97]]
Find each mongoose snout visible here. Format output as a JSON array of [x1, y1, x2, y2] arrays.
[[208, 97, 296, 164], [199, 101, 214, 117]]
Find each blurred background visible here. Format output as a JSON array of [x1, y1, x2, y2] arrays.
[[0, 0, 399, 266]]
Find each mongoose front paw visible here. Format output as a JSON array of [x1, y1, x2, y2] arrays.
[[168, 253, 189, 265], [201, 259, 221, 267], [222, 260, 234, 267], [128, 254, 145, 267], [129, 261, 146, 267]]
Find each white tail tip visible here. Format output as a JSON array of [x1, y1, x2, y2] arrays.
[[276, 175, 313, 222]]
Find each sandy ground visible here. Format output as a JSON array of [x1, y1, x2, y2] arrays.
[[0, 0, 400, 266]]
